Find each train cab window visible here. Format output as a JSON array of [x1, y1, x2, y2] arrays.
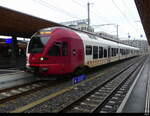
[[62, 42, 68, 56], [104, 49, 107, 58], [86, 45, 92, 55], [49, 42, 61, 56], [116, 48, 118, 54], [28, 36, 49, 53], [93, 46, 98, 59], [99, 47, 103, 58]]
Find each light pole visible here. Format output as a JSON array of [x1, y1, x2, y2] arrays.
[[87, 2, 94, 31]]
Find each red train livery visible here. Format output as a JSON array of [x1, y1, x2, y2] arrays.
[[26, 27, 85, 75], [26, 27, 139, 76]]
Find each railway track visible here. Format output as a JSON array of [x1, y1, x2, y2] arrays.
[[0, 81, 52, 104], [54, 56, 146, 113]]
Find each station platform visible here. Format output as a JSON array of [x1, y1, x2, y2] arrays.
[[117, 55, 150, 113], [0, 69, 21, 75], [0, 56, 26, 70]]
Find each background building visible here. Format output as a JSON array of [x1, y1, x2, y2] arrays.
[[96, 31, 119, 41], [121, 39, 150, 53], [61, 19, 94, 33], [0, 38, 27, 68]]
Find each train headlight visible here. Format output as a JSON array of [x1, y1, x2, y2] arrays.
[[40, 57, 44, 61], [40, 57, 48, 61]]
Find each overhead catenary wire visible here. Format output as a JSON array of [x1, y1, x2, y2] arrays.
[[121, 0, 142, 36], [111, 0, 139, 36], [71, 0, 126, 37], [71, 0, 111, 24], [71, 0, 121, 36], [32, 0, 82, 20]]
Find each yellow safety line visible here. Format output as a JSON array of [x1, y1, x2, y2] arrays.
[[10, 71, 106, 113]]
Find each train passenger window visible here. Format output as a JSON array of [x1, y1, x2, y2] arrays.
[[123, 49, 125, 55], [123, 50, 125, 55], [93, 46, 98, 59], [49, 42, 61, 56], [120, 49, 123, 55], [99, 47, 103, 58], [115, 48, 117, 56], [108, 48, 111, 57], [114, 48, 116, 56], [111, 48, 114, 57], [62, 42, 68, 56], [122, 49, 124, 55], [104, 49, 107, 58], [126, 49, 128, 55], [114, 48, 115, 56], [86, 45, 92, 55]]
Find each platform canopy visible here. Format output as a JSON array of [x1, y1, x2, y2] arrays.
[[0, 6, 63, 38], [135, 0, 150, 45]]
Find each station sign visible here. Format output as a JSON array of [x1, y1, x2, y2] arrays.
[[5, 38, 12, 44], [72, 74, 87, 84], [128, 35, 131, 38]]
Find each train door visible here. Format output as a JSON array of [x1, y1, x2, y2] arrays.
[[46, 40, 69, 63], [70, 38, 84, 73]]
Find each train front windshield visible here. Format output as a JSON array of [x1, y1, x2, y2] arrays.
[[28, 35, 50, 53]]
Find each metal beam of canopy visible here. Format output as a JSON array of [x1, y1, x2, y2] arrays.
[[135, 0, 150, 45], [0, 6, 62, 38]]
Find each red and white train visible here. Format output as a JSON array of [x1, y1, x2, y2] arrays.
[[26, 27, 139, 76]]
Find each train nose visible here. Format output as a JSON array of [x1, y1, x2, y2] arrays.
[[29, 53, 42, 64]]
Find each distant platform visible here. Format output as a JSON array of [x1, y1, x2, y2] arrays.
[[0, 56, 26, 70]]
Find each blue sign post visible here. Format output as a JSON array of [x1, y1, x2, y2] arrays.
[[72, 74, 87, 84]]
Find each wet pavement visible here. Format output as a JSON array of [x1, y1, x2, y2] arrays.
[[119, 55, 150, 113]]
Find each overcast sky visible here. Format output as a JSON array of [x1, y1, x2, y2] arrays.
[[0, 0, 147, 40]]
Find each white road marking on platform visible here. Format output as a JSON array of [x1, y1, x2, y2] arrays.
[[145, 62, 150, 114]]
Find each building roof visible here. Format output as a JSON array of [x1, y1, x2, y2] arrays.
[[0, 6, 62, 38], [135, 0, 150, 45]]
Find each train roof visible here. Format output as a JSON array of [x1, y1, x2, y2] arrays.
[[75, 30, 139, 50], [39, 26, 139, 50]]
